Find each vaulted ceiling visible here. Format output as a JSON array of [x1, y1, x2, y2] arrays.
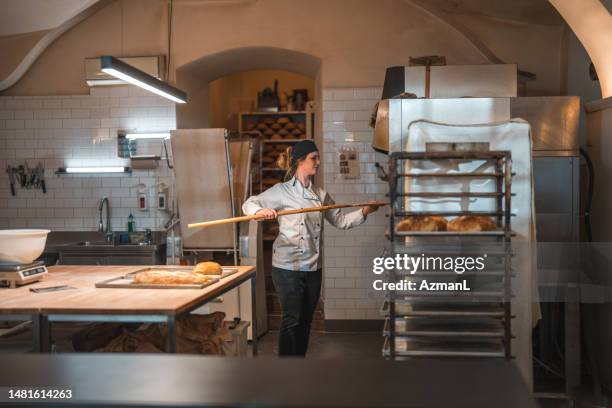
[[0, 0, 100, 37], [0, 0, 568, 39], [0, 0, 601, 92], [422, 0, 564, 26]]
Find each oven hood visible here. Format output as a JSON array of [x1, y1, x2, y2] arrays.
[[373, 64, 579, 156]]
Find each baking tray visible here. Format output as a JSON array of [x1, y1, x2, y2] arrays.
[[380, 300, 507, 318], [393, 229, 510, 237], [95, 274, 219, 289], [218, 267, 240, 278], [95, 266, 231, 289], [382, 336, 506, 358], [383, 317, 505, 338], [129, 266, 239, 279]]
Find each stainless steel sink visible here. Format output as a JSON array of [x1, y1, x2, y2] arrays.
[[70, 241, 156, 248], [77, 241, 114, 247]]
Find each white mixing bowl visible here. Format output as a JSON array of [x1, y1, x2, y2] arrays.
[[0, 229, 51, 264]]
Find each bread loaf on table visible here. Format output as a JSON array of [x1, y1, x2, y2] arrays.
[[133, 270, 216, 285], [447, 215, 496, 232], [192, 261, 223, 276], [396, 216, 447, 232]]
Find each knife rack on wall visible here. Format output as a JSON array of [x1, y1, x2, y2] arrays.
[[5, 162, 47, 196]]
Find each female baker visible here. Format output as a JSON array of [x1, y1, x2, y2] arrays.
[[242, 140, 379, 356]]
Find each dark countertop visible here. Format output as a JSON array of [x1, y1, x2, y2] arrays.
[[0, 354, 539, 408]]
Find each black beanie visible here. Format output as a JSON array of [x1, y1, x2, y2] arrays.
[[291, 140, 319, 162]]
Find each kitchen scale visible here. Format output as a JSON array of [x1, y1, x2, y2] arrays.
[[0, 261, 48, 288]]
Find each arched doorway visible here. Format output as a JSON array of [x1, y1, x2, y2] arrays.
[[175, 47, 324, 331], [175, 46, 321, 133]]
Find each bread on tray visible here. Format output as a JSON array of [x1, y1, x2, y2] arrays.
[[447, 215, 496, 232], [132, 270, 216, 285], [192, 261, 223, 276], [396, 216, 447, 232]]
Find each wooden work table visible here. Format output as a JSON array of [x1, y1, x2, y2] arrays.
[[0, 265, 257, 354]]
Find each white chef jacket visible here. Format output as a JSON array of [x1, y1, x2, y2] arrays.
[[242, 176, 366, 271]]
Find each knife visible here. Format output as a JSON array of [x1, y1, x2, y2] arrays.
[[24, 162, 31, 189], [5, 166, 15, 196], [30, 285, 76, 293], [26, 162, 36, 189], [17, 165, 26, 187], [37, 162, 46, 193]]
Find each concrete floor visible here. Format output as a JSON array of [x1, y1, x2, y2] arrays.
[[1, 324, 609, 407], [256, 330, 383, 358]]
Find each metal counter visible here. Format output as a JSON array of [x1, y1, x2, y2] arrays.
[[0, 354, 539, 407]]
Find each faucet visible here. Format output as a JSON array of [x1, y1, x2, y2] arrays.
[[143, 228, 153, 245], [98, 197, 111, 234]]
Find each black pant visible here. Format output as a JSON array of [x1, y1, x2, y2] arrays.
[[271, 266, 322, 357]]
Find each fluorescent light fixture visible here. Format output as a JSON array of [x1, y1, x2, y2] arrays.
[[57, 166, 131, 174], [125, 132, 171, 140], [86, 79, 127, 87], [100, 56, 187, 104]]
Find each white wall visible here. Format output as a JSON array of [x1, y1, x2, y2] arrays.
[[0, 82, 386, 319], [0, 85, 175, 231], [321, 87, 387, 320]]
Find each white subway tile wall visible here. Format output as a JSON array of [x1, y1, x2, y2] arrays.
[[0, 85, 383, 320], [0, 86, 176, 231], [322, 87, 387, 320]]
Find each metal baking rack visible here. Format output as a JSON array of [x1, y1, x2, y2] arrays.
[[383, 150, 515, 360]]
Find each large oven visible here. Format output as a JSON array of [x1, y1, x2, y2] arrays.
[[373, 64, 581, 393]]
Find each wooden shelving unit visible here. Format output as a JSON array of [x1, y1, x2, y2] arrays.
[[239, 106, 315, 241]]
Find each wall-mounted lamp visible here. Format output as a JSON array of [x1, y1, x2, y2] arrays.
[[56, 166, 131, 174], [125, 132, 171, 140], [100, 56, 187, 104]]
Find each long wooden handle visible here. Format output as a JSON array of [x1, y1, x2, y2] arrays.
[[187, 201, 388, 229]]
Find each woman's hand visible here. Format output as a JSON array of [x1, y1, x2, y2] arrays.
[[362, 201, 382, 217], [256, 208, 278, 220]]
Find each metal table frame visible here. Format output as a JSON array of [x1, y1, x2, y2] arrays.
[[0, 313, 41, 352], [3, 272, 257, 355]]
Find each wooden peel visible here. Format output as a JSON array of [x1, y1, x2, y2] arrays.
[[187, 202, 389, 229]]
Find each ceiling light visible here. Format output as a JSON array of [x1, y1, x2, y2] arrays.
[[100, 56, 187, 104], [125, 132, 171, 140], [57, 166, 131, 174]]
